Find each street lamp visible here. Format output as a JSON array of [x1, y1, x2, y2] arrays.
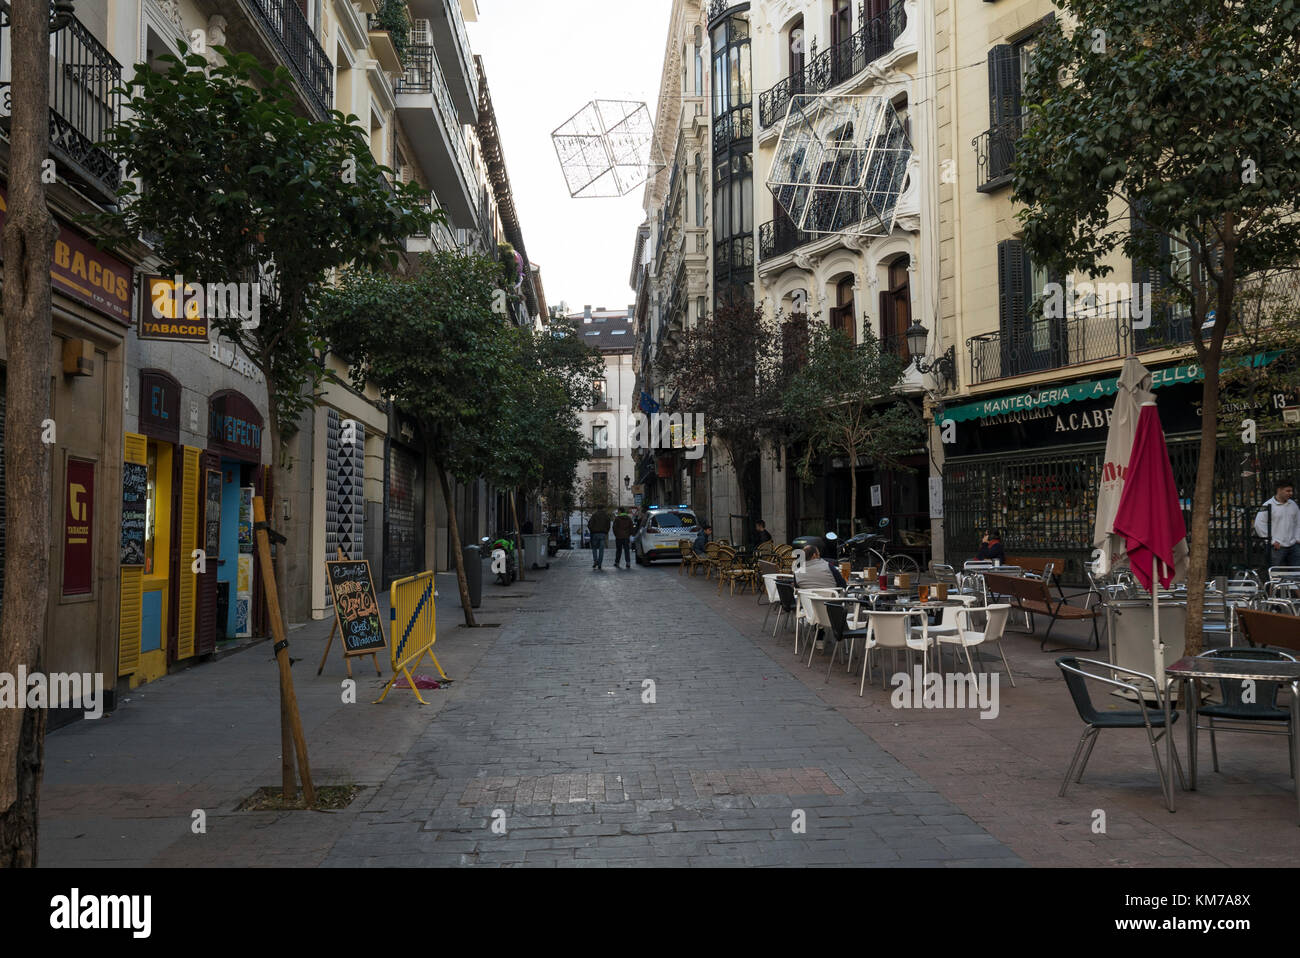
[[905, 319, 957, 392]]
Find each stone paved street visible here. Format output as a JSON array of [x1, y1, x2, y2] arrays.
[[40, 550, 1300, 867]]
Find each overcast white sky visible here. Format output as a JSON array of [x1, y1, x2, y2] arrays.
[[468, 0, 673, 316]]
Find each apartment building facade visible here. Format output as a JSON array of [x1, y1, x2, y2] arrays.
[[0, 0, 539, 712], [932, 0, 1300, 580], [574, 307, 639, 537]]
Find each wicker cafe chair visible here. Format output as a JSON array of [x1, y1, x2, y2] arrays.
[[717, 546, 758, 596], [703, 541, 722, 580], [756, 540, 777, 561], [775, 544, 795, 573], [678, 539, 703, 576]]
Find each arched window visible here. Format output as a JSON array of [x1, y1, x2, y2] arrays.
[[880, 255, 911, 358], [830, 276, 855, 338]]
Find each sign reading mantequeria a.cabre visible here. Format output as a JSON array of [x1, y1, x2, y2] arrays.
[[0, 189, 133, 324], [936, 353, 1282, 424]]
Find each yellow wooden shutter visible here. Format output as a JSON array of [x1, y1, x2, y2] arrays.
[[176, 446, 201, 659], [118, 433, 148, 676]]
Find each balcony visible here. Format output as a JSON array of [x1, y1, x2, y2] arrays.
[[0, 5, 122, 203], [245, 0, 334, 118], [758, 216, 812, 261], [758, 0, 907, 129], [590, 446, 612, 460], [394, 44, 477, 225], [973, 116, 1022, 193], [407, 0, 478, 125], [966, 303, 1194, 385], [366, 15, 406, 74]]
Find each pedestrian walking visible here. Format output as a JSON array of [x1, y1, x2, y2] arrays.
[[589, 507, 611, 570], [1255, 478, 1300, 569], [612, 509, 635, 569]]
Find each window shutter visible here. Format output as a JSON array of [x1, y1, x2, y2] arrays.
[[987, 44, 1021, 128], [997, 239, 1028, 375]]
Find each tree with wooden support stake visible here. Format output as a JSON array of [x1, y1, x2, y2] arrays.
[[93, 45, 433, 807], [252, 498, 314, 805]]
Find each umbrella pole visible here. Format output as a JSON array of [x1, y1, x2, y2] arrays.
[[1152, 553, 1174, 811]]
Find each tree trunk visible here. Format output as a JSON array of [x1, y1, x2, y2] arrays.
[[264, 387, 297, 799], [0, 0, 61, 865], [848, 439, 858, 536], [435, 458, 476, 627], [0, 696, 45, 867], [1184, 351, 1224, 656], [509, 488, 523, 581]]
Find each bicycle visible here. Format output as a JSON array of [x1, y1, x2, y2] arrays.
[[843, 519, 922, 578]]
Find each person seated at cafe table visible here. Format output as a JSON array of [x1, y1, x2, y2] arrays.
[[794, 543, 846, 590], [693, 523, 712, 556], [975, 528, 1006, 564], [754, 519, 773, 546]]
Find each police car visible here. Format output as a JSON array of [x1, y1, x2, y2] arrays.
[[634, 506, 700, 564]]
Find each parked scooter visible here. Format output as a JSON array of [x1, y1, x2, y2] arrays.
[[481, 534, 518, 585]]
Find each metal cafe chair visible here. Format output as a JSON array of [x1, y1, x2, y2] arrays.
[[1055, 657, 1185, 813], [773, 579, 799, 641], [1267, 567, 1300, 603]]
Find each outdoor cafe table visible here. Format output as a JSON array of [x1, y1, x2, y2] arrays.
[[1166, 655, 1300, 824]]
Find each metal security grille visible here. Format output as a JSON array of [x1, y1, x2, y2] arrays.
[[383, 442, 424, 587], [944, 429, 1300, 582], [0, 367, 5, 615]]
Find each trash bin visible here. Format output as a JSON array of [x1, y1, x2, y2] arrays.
[[523, 533, 548, 570], [462, 544, 482, 609]]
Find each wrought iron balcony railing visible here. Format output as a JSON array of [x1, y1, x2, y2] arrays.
[[395, 43, 477, 208], [758, 0, 907, 129], [973, 116, 1022, 193], [0, 4, 122, 201], [965, 303, 1195, 385], [248, 0, 334, 118], [758, 216, 812, 260]]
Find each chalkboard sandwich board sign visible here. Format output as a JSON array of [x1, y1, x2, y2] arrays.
[[325, 559, 386, 657], [204, 469, 222, 557], [121, 461, 147, 566]]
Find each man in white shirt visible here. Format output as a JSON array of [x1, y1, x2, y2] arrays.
[[1255, 479, 1300, 568]]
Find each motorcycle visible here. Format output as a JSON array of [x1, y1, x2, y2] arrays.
[[841, 532, 887, 571], [481, 534, 518, 585]]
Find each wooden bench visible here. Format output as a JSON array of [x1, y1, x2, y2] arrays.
[[1238, 607, 1300, 654], [984, 572, 1101, 651], [1005, 555, 1067, 592]]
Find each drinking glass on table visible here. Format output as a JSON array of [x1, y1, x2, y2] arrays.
[[918, 584, 929, 603]]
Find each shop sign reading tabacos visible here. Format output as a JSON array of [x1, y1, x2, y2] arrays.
[[0, 189, 132, 324]]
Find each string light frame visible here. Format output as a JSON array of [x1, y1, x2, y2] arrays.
[[551, 100, 666, 199], [766, 93, 912, 238]]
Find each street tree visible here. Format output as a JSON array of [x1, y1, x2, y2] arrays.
[[315, 251, 515, 627], [95, 45, 431, 798], [0, 0, 66, 867], [1013, 0, 1300, 652], [484, 321, 601, 547], [655, 301, 792, 525], [781, 319, 923, 535]]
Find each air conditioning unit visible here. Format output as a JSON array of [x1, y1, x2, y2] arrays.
[[1283, 406, 1300, 425]]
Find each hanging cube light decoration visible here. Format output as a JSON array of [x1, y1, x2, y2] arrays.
[[552, 100, 667, 199], [767, 94, 913, 238]]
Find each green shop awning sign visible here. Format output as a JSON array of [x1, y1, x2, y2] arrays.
[[936, 353, 1280, 425]]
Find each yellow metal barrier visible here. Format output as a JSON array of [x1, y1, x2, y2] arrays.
[[375, 571, 446, 705]]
